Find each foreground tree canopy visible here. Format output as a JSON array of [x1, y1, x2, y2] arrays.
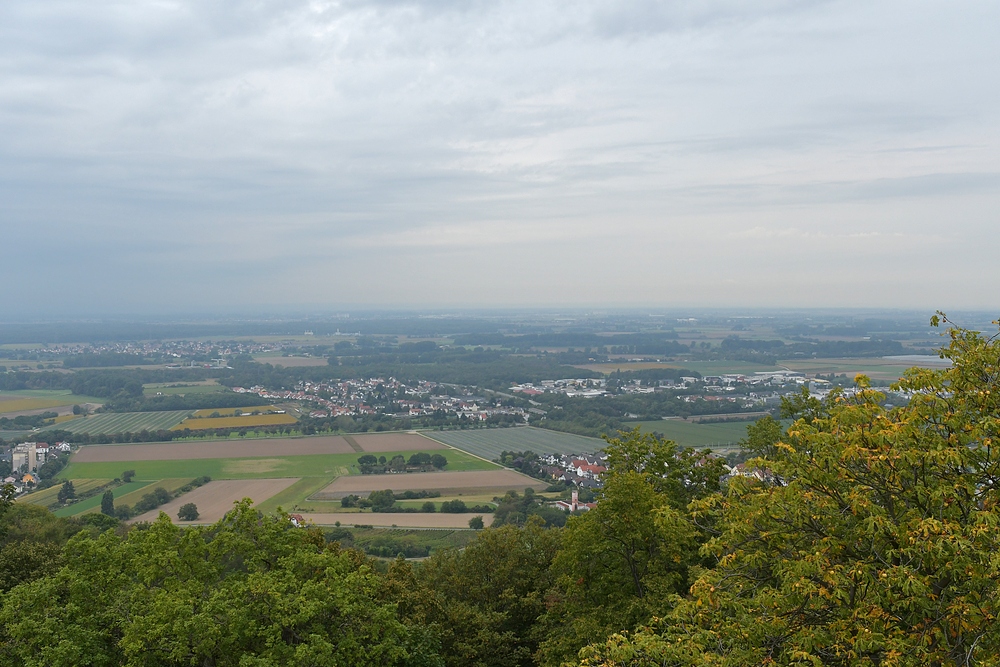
[[1, 315, 999, 667]]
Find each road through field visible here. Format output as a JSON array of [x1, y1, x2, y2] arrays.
[[129, 478, 299, 523]]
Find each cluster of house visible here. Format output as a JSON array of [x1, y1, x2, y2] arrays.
[[4, 442, 72, 494], [536, 452, 608, 490], [233, 378, 529, 423]]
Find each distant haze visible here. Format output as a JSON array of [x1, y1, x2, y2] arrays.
[[1, 1, 998, 315]]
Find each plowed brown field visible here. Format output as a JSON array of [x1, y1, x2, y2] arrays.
[[315, 470, 546, 499], [129, 478, 299, 524], [74, 437, 356, 462], [352, 433, 447, 452]]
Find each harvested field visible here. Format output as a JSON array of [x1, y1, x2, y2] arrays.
[[299, 512, 494, 528], [73, 436, 357, 462], [129, 478, 300, 524], [352, 432, 447, 452], [315, 470, 546, 499]]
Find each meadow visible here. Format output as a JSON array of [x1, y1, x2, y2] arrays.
[[0, 390, 105, 415], [191, 407, 276, 417], [52, 481, 152, 517], [43, 410, 194, 434], [632, 418, 760, 448], [424, 426, 605, 460], [60, 448, 495, 482], [18, 479, 111, 510]]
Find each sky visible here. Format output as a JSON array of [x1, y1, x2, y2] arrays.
[[1, 0, 998, 316]]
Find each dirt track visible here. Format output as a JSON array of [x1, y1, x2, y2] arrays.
[[73, 437, 357, 462], [129, 478, 299, 523], [298, 512, 494, 528], [316, 470, 546, 498]]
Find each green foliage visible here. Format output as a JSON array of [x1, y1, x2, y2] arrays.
[[56, 480, 75, 504], [468, 516, 484, 530], [0, 503, 440, 666], [579, 317, 1000, 667], [177, 503, 199, 521], [100, 490, 114, 517]]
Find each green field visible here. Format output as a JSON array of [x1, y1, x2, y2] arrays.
[[423, 427, 606, 460], [143, 382, 229, 396], [42, 410, 194, 434], [59, 449, 496, 482], [778, 356, 947, 381], [0, 389, 105, 414], [631, 419, 760, 448], [53, 481, 152, 517], [255, 477, 334, 513]]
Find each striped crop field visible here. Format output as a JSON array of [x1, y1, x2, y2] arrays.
[[44, 411, 194, 434], [53, 481, 153, 517], [171, 413, 298, 430], [18, 479, 112, 509], [422, 427, 606, 460]]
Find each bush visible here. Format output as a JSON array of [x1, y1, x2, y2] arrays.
[[177, 503, 199, 521], [421, 501, 436, 513], [440, 499, 466, 513], [468, 516, 484, 529]]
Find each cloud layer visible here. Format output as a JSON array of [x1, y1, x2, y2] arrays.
[[1, 0, 997, 314]]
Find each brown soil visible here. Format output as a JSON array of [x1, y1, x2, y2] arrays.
[[73, 436, 356, 462], [298, 512, 494, 528], [351, 432, 447, 452], [315, 470, 547, 499], [129, 478, 299, 524]]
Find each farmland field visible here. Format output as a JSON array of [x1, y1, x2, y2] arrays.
[[314, 469, 545, 499], [143, 381, 229, 396], [573, 360, 781, 375], [171, 413, 297, 430], [353, 432, 447, 452], [18, 479, 112, 509], [53, 481, 153, 517], [73, 437, 358, 462], [43, 410, 193, 434], [299, 512, 493, 528], [129, 479, 300, 524], [0, 390, 105, 415], [423, 426, 605, 460], [255, 477, 334, 514], [191, 407, 275, 417], [111, 478, 198, 508], [61, 448, 494, 481], [778, 356, 949, 381], [632, 419, 759, 448]]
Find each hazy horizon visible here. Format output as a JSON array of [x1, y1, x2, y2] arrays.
[[2, 1, 998, 314]]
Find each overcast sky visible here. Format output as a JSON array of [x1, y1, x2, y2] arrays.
[[1, 0, 997, 316]]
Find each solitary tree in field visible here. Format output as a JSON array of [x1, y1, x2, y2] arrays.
[[468, 516, 484, 529], [100, 490, 114, 516], [177, 503, 199, 521], [57, 481, 75, 503], [122, 470, 135, 483]]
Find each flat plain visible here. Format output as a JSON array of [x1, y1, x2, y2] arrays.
[[171, 413, 298, 430], [352, 432, 447, 452], [423, 427, 605, 460], [129, 478, 300, 524], [252, 355, 330, 367], [315, 469, 545, 498], [0, 390, 105, 415]]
